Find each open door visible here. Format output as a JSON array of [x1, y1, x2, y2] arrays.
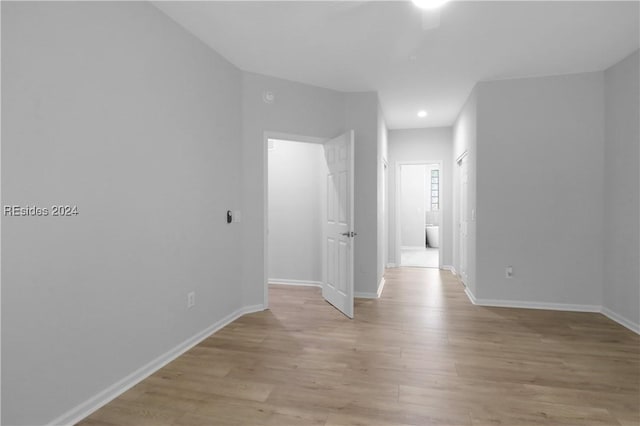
[[323, 130, 355, 318]]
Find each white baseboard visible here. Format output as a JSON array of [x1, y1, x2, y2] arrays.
[[48, 304, 265, 426], [386, 263, 397, 268], [377, 277, 386, 298], [354, 292, 378, 299], [442, 265, 456, 274], [355, 277, 386, 300], [269, 278, 388, 299], [601, 306, 640, 334], [463, 287, 639, 335], [268, 278, 322, 288], [463, 286, 476, 304], [464, 289, 600, 313]]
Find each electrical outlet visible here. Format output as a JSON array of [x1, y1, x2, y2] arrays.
[[505, 266, 513, 279], [187, 291, 195, 308]]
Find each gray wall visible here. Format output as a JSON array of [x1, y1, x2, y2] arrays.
[[603, 50, 640, 328], [2, 2, 243, 425], [2, 6, 388, 423], [388, 127, 453, 267], [240, 75, 385, 299], [7, 2, 635, 424], [475, 72, 605, 305], [345, 92, 384, 296], [240, 72, 346, 306], [454, 59, 640, 330], [268, 140, 325, 284]]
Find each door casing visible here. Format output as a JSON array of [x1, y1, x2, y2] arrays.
[[263, 132, 326, 309], [395, 160, 444, 269]]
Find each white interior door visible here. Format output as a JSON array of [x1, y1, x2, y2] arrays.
[[459, 156, 469, 284], [323, 130, 354, 318]]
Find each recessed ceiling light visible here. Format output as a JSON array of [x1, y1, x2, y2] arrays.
[[417, 110, 428, 118], [412, 0, 450, 10]]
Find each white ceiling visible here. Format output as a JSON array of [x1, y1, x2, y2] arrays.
[[154, 1, 639, 129]]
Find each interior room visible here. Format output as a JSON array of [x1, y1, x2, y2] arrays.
[[267, 138, 326, 289], [2, 1, 638, 425], [398, 163, 441, 268]]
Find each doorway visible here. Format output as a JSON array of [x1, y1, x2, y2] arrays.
[[267, 138, 325, 289], [264, 132, 355, 318], [396, 161, 443, 268]]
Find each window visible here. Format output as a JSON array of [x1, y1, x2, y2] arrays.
[[430, 169, 439, 211]]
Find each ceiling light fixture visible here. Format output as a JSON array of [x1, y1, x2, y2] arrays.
[[417, 110, 428, 118], [412, 0, 450, 10]]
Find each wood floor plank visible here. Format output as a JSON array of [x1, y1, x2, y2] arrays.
[[76, 268, 639, 425]]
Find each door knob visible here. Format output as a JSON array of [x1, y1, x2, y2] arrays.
[[341, 231, 358, 237]]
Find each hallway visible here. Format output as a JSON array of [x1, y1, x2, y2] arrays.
[[79, 268, 639, 425], [400, 247, 439, 268]]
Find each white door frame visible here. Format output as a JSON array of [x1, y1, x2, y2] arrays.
[[456, 151, 469, 284], [383, 159, 389, 270], [395, 160, 444, 269], [263, 131, 326, 309]]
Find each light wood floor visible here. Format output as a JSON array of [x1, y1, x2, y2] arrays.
[[78, 268, 639, 426]]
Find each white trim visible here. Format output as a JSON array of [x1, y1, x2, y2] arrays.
[[268, 279, 322, 288], [395, 160, 445, 270], [355, 292, 379, 299], [355, 277, 386, 300], [377, 277, 386, 298], [464, 290, 601, 313], [263, 133, 270, 310], [266, 132, 326, 146], [601, 307, 640, 334], [48, 304, 265, 426], [355, 278, 386, 300], [463, 286, 477, 304], [401, 245, 426, 250], [442, 265, 456, 274], [386, 263, 397, 268], [455, 154, 469, 284], [462, 288, 639, 335], [263, 131, 331, 314]]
